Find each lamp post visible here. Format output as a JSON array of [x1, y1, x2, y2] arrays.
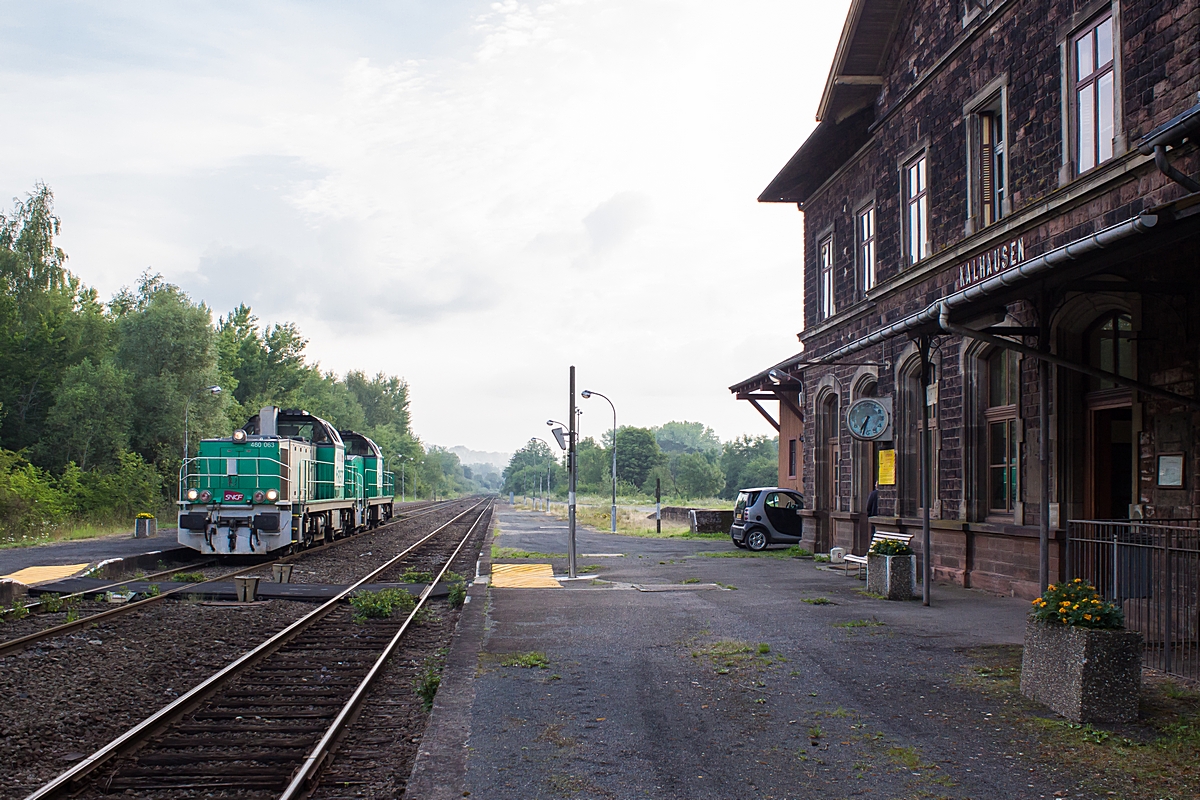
[[548, 364, 578, 578], [184, 385, 222, 466], [581, 389, 617, 533], [396, 454, 410, 503]]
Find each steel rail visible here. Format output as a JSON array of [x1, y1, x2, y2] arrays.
[[0, 498, 461, 658], [23, 496, 488, 800], [0, 559, 217, 620], [280, 501, 493, 799]]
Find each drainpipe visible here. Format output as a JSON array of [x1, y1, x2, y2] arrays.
[[1138, 100, 1200, 193]]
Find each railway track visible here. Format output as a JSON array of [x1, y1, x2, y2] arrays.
[[24, 497, 492, 799], [0, 499, 456, 658]]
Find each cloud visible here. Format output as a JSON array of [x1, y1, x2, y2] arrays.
[[0, 0, 851, 452], [582, 191, 652, 254]]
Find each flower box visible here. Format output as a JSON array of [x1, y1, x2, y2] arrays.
[[866, 553, 916, 600], [133, 516, 157, 539], [1020, 619, 1143, 723]]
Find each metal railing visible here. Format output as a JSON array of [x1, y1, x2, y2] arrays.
[[1067, 519, 1200, 681]]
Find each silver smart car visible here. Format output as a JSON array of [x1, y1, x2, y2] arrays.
[[729, 487, 806, 551]]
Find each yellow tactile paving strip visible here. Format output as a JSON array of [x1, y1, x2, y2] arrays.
[[1, 563, 90, 585], [491, 563, 562, 588]]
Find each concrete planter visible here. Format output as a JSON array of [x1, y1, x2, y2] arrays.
[[133, 517, 157, 539], [1020, 619, 1143, 723], [866, 553, 916, 600]]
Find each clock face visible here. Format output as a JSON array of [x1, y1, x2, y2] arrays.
[[847, 398, 889, 440]]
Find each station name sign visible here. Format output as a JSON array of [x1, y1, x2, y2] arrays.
[[954, 237, 1027, 291]]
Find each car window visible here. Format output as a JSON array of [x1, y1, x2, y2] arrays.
[[765, 492, 780, 508], [735, 492, 751, 515], [787, 493, 805, 509]]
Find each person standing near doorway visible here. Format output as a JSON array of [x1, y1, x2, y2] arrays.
[[866, 483, 879, 538]]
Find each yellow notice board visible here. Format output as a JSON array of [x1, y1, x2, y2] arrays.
[[878, 449, 896, 486]]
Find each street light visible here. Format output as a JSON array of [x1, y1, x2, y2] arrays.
[[393, 454, 412, 503], [581, 389, 617, 533]]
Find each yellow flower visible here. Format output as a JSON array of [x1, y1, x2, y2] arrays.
[[1073, 604, 1079, 610], [1047, 584, 1056, 591], [1084, 614, 1093, 621]]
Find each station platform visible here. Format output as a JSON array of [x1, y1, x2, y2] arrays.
[[404, 506, 1069, 800], [0, 530, 188, 588]]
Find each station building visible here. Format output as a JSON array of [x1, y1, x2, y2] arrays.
[[733, 0, 1200, 599]]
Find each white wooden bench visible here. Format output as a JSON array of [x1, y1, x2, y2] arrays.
[[841, 531, 915, 578]]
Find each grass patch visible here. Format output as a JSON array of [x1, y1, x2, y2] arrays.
[[964, 645, 1200, 797], [401, 567, 435, 583], [679, 577, 702, 584], [854, 588, 886, 599], [786, 545, 813, 558], [0, 519, 154, 550], [834, 619, 885, 628], [696, 549, 800, 559], [578, 564, 602, 574], [491, 546, 567, 559], [413, 650, 445, 711], [802, 597, 835, 605], [694, 638, 778, 675], [170, 572, 206, 583], [500, 651, 550, 669]]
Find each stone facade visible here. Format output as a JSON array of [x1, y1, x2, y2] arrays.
[[736, 0, 1200, 597]]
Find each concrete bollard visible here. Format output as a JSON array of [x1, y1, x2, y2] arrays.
[[829, 547, 846, 564], [234, 576, 260, 602], [133, 517, 157, 539], [272, 563, 294, 584]]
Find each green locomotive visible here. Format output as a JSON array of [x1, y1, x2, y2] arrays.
[[178, 406, 395, 555]]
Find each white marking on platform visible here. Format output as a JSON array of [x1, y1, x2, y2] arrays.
[[580, 553, 624, 557]]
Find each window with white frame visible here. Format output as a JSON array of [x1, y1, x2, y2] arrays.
[[904, 155, 929, 264], [819, 235, 835, 319], [858, 205, 876, 294], [986, 348, 1020, 515], [1074, 13, 1115, 173]]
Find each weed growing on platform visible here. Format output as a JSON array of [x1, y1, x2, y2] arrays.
[[491, 546, 566, 559], [802, 597, 834, 605], [349, 588, 415, 622], [413, 652, 445, 711], [757, 643, 771, 654], [578, 564, 601, 574], [40, 593, 63, 613], [786, 545, 813, 558], [696, 549, 799, 559], [145, 584, 161, 597], [401, 567, 434, 583], [679, 577, 701, 584], [813, 553, 831, 563], [8, 598, 28, 620], [447, 580, 467, 609], [964, 645, 1200, 797], [500, 651, 550, 669], [834, 619, 884, 628], [171, 572, 206, 583], [64, 607, 79, 623]]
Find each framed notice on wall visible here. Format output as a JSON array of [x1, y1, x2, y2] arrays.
[[878, 449, 896, 486], [1157, 453, 1185, 488]]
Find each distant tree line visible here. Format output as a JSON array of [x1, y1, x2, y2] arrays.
[[501, 420, 777, 502], [0, 184, 481, 542]]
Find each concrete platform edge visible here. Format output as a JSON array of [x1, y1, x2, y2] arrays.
[[403, 507, 497, 799]]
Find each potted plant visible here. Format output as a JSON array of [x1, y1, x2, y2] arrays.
[[866, 538, 916, 600], [134, 512, 157, 539], [1020, 579, 1143, 723]]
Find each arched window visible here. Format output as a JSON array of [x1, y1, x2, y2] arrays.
[[986, 348, 1020, 515], [1087, 312, 1134, 389]]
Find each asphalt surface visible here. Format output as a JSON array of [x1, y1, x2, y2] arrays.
[[0, 530, 181, 575], [409, 506, 1082, 800]]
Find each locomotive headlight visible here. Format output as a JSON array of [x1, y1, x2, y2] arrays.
[[199, 490, 212, 502], [186, 488, 199, 501], [266, 489, 279, 502], [232, 429, 247, 443], [253, 490, 266, 503]]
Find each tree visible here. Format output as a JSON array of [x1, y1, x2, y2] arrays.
[[502, 439, 562, 496], [674, 451, 725, 499], [575, 437, 607, 492], [38, 359, 132, 471], [653, 421, 721, 455], [720, 435, 779, 498], [614, 426, 665, 489]]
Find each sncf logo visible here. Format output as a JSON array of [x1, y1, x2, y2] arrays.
[[224, 490, 245, 502]]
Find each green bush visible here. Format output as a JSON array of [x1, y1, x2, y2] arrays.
[[1032, 579, 1123, 629], [447, 580, 467, 609], [401, 567, 434, 584], [869, 538, 913, 556], [413, 658, 442, 711], [170, 572, 206, 583], [349, 587, 415, 622]]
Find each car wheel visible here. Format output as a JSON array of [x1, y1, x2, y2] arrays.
[[747, 529, 768, 552], [732, 535, 747, 549]]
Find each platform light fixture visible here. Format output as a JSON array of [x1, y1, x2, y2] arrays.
[[580, 389, 618, 533]]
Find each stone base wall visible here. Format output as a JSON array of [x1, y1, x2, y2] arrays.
[[1020, 620, 1143, 723], [873, 517, 1064, 599]]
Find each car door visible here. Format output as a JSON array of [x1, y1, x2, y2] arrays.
[[768, 491, 796, 542]]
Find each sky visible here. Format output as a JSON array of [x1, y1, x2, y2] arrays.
[[0, 0, 851, 455]]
